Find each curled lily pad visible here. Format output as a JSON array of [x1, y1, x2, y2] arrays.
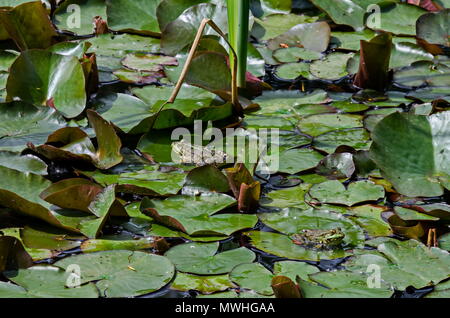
[[369, 111, 450, 197], [2, 266, 99, 298], [32, 110, 123, 170], [308, 180, 385, 206], [6, 50, 86, 118], [56, 250, 175, 297], [316, 152, 355, 179], [165, 242, 255, 275], [0, 152, 47, 175]]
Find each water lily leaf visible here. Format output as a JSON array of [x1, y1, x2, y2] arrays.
[[425, 279, 450, 298], [330, 30, 376, 50], [261, 184, 311, 209], [86, 166, 186, 196], [184, 165, 230, 194], [0, 236, 33, 272], [161, 2, 228, 55], [113, 68, 163, 85], [147, 223, 227, 242], [255, 13, 317, 41], [393, 61, 450, 87], [245, 230, 350, 261], [309, 180, 385, 206], [273, 260, 320, 283], [353, 33, 392, 91], [121, 53, 177, 72], [33, 111, 122, 169], [273, 47, 323, 63], [271, 276, 301, 298], [80, 237, 164, 253], [1, 228, 53, 261], [106, 0, 162, 36], [6, 50, 86, 118], [171, 272, 234, 293], [374, 2, 427, 35], [394, 206, 440, 221], [259, 0, 293, 14], [0, 152, 47, 175], [276, 148, 324, 174], [349, 205, 392, 237], [390, 42, 434, 69], [299, 114, 363, 137], [0, 1, 57, 50], [274, 62, 310, 80], [157, 0, 212, 31], [313, 128, 371, 153], [309, 0, 367, 31], [344, 239, 450, 289], [56, 250, 175, 297], [369, 111, 450, 197], [0, 166, 80, 231], [298, 270, 394, 298], [165, 242, 255, 275], [259, 208, 365, 247], [438, 233, 450, 251], [229, 263, 274, 296], [2, 266, 99, 298], [54, 0, 107, 35], [316, 152, 355, 179], [0, 102, 67, 152], [417, 9, 449, 47], [310, 52, 353, 80], [142, 193, 257, 236], [267, 22, 331, 52]]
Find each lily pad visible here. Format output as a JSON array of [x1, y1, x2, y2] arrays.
[[2, 266, 99, 298], [54, 0, 107, 35], [106, 0, 162, 36], [141, 193, 257, 236], [56, 250, 175, 297], [6, 50, 86, 118], [309, 52, 354, 80], [308, 180, 385, 206], [171, 272, 234, 293], [276, 148, 324, 174], [165, 242, 255, 275], [369, 111, 450, 197], [299, 114, 363, 137], [416, 9, 449, 47]]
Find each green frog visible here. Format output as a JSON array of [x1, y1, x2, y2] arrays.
[[290, 228, 345, 249], [171, 139, 230, 166]]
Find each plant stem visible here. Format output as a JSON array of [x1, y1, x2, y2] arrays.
[[227, 0, 249, 88]]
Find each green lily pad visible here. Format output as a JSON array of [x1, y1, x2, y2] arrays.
[[374, 2, 426, 35], [85, 166, 186, 196], [165, 242, 255, 275], [276, 148, 324, 174], [417, 9, 449, 47], [275, 62, 310, 80], [298, 270, 394, 298], [121, 53, 177, 72], [299, 114, 363, 137], [259, 208, 365, 247], [0, 102, 67, 152], [141, 194, 257, 236], [244, 230, 350, 261], [313, 128, 371, 153], [316, 152, 355, 179], [171, 272, 234, 293], [106, 0, 162, 36], [0, 2, 57, 50], [369, 111, 450, 197], [349, 205, 392, 237], [54, 0, 107, 35], [309, 180, 385, 206], [261, 184, 311, 209], [0, 152, 47, 175], [1, 266, 99, 298], [183, 165, 230, 194], [309, 52, 354, 80], [309, 0, 367, 31], [344, 239, 450, 289], [56, 250, 175, 297], [80, 237, 160, 253], [6, 50, 86, 118], [273, 47, 323, 63], [229, 263, 274, 296], [161, 2, 228, 55], [390, 42, 434, 69], [267, 22, 331, 53], [393, 61, 450, 87], [255, 14, 317, 41], [425, 280, 450, 298], [394, 206, 440, 221]]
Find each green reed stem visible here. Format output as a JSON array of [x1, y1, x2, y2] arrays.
[[227, 0, 249, 88]]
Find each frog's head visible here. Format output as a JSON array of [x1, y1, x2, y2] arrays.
[[324, 227, 345, 245]]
